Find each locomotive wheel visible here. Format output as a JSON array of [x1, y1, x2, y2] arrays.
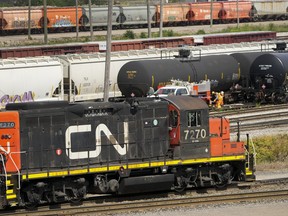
[[214, 179, 228, 189], [25, 202, 38, 210], [174, 176, 187, 192]]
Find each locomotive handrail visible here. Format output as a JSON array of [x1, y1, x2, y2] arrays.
[[0, 154, 8, 190], [8, 151, 26, 190]]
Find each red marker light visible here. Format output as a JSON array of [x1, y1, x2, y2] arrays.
[[56, 148, 62, 156]]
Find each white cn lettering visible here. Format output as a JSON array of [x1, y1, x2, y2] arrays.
[[0, 142, 11, 154], [65, 122, 129, 160]]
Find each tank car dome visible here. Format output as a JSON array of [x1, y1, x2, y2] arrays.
[[250, 53, 288, 89]]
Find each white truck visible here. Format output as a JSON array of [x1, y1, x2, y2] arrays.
[[148, 80, 211, 103], [150, 86, 190, 97]]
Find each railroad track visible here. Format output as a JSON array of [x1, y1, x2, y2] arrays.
[[210, 104, 288, 133], [3, 189, 288, 216], [3, 178, 288, 216], [210, 104, 288, 117]]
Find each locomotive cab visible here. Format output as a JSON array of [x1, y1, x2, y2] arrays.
[[164, 96, 210, 159]]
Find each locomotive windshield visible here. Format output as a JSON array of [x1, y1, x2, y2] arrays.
[[187, 111, 201, 127]]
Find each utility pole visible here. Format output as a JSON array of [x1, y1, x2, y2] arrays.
[[103, 0, 113, 102], [76, 0, 79, 40], [88, 0, 93, 41], [159, 0, 163, 38], [237, 0, 239, 28], [147, 0, 151, 38], [210, 0, 213, 28], [43, 0, 48, 44], [28, 0, 32, 40]]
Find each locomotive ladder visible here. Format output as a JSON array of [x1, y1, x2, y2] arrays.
[[0, 154, 18, 206], [245, 136, 257, 181], [5, 176, 18, 206]]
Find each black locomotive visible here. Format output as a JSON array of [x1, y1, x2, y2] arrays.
[[0, 96, 254, 208]]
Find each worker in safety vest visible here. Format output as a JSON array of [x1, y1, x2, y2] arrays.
[[215, 91, 224, 109]]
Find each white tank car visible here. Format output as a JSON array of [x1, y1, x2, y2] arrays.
[[58, 50, 166, 102], [0, 57, 63, 109]]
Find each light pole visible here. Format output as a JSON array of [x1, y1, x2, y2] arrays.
[[28, 0, 32, 40], [103, 0, 113, 102], [147, 0, 151, 38], [237, 0, 239, 28], [210, 0, 213, 28], [88, 0, 93, 41], [159, 0, 163, 37], [43, 0, 48, 44], [76, 0, 79, 40]]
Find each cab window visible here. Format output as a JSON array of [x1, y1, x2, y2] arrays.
[[176, 88, 188, 95], [187, 111, 201, 127]]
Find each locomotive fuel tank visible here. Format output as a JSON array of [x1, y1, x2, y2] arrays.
[[250, 53, 288, 89], [117, 55, 240, 97]]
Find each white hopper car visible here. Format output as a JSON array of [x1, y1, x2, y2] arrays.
[[0, 49, 165, 108]]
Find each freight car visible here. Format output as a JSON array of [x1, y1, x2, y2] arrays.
[[251, 0, 288, 21], [0, 1, 288, 35], [0, 7, 82, 34], [229, 52, 288, 103], [117, 55, 241, 97], [0, 31, 275, 59], [117, 50, 288, 104], [0, 35, 195, 59], [0, 96, 255, 208], [0, 51, 167, 108], [0, 57, 64, 109]]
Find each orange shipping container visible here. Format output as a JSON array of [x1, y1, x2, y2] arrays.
[[0, 8, 42, 31], [45, 7, 82, 28]]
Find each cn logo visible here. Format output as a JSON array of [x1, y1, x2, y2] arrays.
[[0, 142, 10, 154], [65, 122, 129, 160]]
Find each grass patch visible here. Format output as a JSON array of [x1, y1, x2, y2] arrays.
[[251, 134, 288, 163], [219, 23, 288, 33]]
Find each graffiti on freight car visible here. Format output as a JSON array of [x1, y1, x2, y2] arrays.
[[53, 15, 73, 27], [0, 91, 35, 108], [13, 20, 36, 28]]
